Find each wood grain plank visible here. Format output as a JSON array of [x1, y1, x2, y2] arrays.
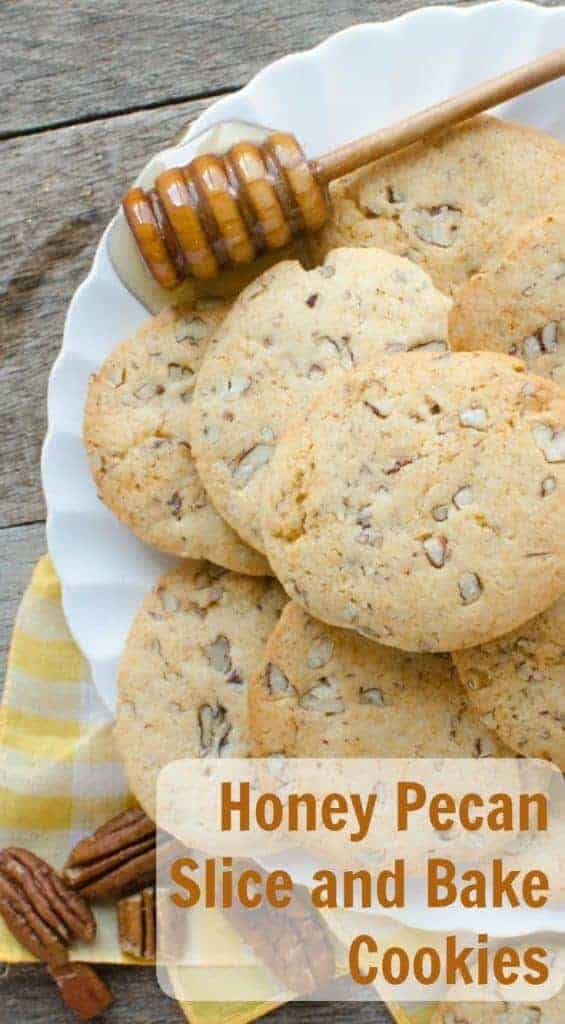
[[0, 522, 46, 685], [0, 964, 187, 1024], [0, 964, 394, 1023], [0, 96, 212, 528], [0, 0, 487, 136]]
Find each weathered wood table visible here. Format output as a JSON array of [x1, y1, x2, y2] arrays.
[[0, 1, 560, 1019]]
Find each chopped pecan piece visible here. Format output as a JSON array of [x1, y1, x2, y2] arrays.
[[222, 859, 335, 995], [48, 962, 114, 1020], [117, 886, 156, 960], [63, 808, 156, 900], [0, 848, 96, 965], [156, 885, 189, 963]]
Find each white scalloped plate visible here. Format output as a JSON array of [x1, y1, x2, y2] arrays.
[[43, 1, 565, 712]]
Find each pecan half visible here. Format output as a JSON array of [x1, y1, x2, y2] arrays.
[[63, 808, 156, 900], [48, 962, 114, 1020], [0, 848, 96, 965], [222, 859, 335, 995], [118, 886, 156, 960]]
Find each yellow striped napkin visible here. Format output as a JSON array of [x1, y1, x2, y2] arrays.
[[0, 556, 132, 963], [0, 555, 433, 1024]]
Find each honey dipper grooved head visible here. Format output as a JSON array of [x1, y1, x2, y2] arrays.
[[122, 131, 330, 287]]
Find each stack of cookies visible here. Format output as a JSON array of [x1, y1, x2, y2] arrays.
[[82, 115, 565, 819]]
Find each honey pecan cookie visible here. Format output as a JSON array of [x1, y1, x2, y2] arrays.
[[261, 351, 565, 652], [450, 213, 565, 387], [250, 602, 508, 759], [189, 247, 450, 553], [84, 302, 269, 575], [312, 116, 565, 297], [114, 563, 286, 818], [453, 595, 565, 769], [251, 602, 515, 873]]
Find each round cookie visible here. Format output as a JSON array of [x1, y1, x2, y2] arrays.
[[312, 116, 565, 298], [250, 602, 509, 759], [450, 213, 565, 387], [251, 602, 515, 874], [114, 562, 286, 818], [189, 247, 451, 553], [261, 350, 565, 652], [453, 595, 565, 769], [84, 302, 269, 575]]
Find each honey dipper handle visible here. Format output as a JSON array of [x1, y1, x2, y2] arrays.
[[312, 48, 565, 184]]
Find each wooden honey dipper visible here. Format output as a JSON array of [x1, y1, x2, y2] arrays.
[[123, 48, 565, 288]]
